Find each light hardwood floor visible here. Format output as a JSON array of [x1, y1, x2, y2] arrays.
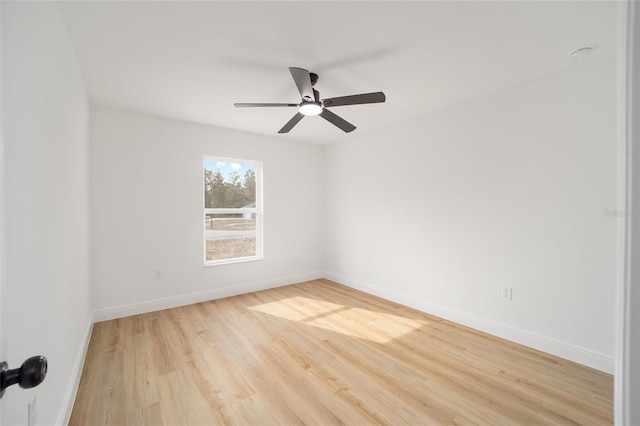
[[70, 279, 613, 425]]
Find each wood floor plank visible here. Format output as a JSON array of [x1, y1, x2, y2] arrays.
[[69, 279, 613, 425], [123, 329, 160, 413], [126, 402, 163, 425]]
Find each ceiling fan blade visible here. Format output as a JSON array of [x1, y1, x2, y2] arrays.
[[322, 92, 386, 107], [319, 109, 356, 133], [234, 103, 298, 107], [278, 112, 305, 134], [289, 67, 315, 102]]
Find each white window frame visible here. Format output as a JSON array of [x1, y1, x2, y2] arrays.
[[203, 155, 263, 266]]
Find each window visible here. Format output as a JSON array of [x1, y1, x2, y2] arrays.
[[203, 156, 263, 265]]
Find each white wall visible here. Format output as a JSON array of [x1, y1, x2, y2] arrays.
[[324, 57, 617, 372], [90, 107, 323, 317], [1, 2, 92, 425]]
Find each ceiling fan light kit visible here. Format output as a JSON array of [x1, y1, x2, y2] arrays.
[[234, 67, 386, 134], [299, 102, 323, 116]]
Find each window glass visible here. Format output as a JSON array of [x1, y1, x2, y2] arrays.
[[204, 157, 262, 265]]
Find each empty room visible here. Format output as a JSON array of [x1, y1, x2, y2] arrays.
[[1, 1, 639, 425]]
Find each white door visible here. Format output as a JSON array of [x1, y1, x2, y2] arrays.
[[1, 2, 5, 416]]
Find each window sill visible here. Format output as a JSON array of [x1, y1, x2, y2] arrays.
[[204, 255, 264, 267]]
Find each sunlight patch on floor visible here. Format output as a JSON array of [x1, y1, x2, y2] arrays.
[[249, 296, 426, 343]]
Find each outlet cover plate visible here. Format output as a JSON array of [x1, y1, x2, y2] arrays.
[[501, 287, 513, 300]]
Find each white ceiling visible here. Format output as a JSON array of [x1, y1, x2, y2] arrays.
[[57, 1, 617, 144]]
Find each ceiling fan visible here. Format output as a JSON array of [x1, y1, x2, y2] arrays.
[[234, 67, 386, 134]]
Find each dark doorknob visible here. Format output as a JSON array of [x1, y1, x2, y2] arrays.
[[0, 356, 48, 398]]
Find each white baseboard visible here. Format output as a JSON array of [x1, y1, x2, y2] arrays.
[[55, 316, 94, 425], [323, 272, 615, 374], [93, 271, 324, 322]]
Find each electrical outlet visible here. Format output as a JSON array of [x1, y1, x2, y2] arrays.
[[154, 270, 161, 280], [501, 287, 513, 301], [28, 395, 36, 426]]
